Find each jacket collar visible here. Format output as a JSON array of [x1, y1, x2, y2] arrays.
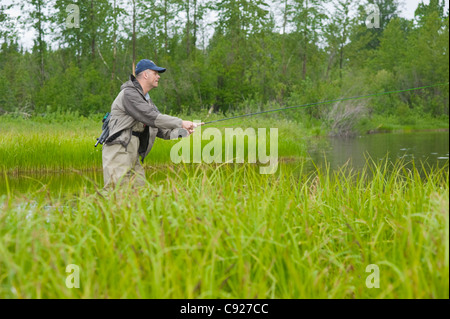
[[129, 74, 146, 99]]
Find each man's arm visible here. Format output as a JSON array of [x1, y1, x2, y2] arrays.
[[156, 128, 189, 140], [123, 88, 182, 129], [157, 121, 204, 139]]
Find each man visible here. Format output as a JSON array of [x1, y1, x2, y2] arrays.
[[102, 59, 199, 189]]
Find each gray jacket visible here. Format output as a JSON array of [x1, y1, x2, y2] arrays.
[[105, 74, 184, 161]]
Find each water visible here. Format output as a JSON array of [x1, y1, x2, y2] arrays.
[[306, 131, 449, 172], [2, 171, 104, 196], [1, 131, 448, 196]]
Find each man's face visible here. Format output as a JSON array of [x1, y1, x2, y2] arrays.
[[146, 69, 160, 89]]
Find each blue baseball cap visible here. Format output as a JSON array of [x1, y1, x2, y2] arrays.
[[135, 59, 166, 75]]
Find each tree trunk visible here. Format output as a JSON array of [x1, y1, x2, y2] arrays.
[[193, 0, 198, 52], [91, 0, 95, 59], [37, 0, 45, 85], [132, 0, 136, 75], [325, 50, 336, 81], [302, 53, 307, 80], [186, 0, 190, 56], [112, 0, 117, 81], [282, 0, 288, 77], [302, 0, 308, 80], [164, 0, 168, 53]]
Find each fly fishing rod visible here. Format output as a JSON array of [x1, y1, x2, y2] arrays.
[[202, 82, 449, 126]]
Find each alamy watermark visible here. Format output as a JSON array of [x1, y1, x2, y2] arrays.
[[365, 264, 380, 288], [365, 4, 380, 29], [64, 4, 380, 31], [65, 264, 80, 288], [66, 4, 80, 29], [170, 121, 279, 174]]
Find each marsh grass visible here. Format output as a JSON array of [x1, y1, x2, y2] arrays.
[[0, 116, 101, 172], [0, 115, 310, 173], [0, 159, 448, 298]]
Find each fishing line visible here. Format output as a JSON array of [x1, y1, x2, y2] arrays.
[[203, 82, 449, 125]]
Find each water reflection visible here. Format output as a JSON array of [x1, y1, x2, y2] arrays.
[[2, 171, 104, 196], [306, 131, 449, 171]]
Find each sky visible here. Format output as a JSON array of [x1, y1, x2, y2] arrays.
[[3, 0, 450, 51], [399, 0, 449, 17]]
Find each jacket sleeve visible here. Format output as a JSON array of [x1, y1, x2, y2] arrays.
[[157, 128, 189, 140], [123, 88, 182, 129]]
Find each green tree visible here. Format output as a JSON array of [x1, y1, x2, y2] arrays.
[[290, 0, 328, 80], [208, 0, 271, 111], [24, 0, 51, 86], [406, 0, 449, 115], [0, 4, 16, 44], [323, 0, 358, 80], [54, 0, 112, 64], [372, 17, 412, 76]]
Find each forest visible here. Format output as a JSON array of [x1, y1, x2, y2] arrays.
[[0, 0, 448, 123]]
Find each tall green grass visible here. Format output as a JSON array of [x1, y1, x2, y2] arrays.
[[0, 159, 448, 298], [0, 115, 311, 173], [0, 116, 101, 172]]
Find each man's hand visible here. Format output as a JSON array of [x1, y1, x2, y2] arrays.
[[182, 121, 205, 135], [182, 121, 195, 134]]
